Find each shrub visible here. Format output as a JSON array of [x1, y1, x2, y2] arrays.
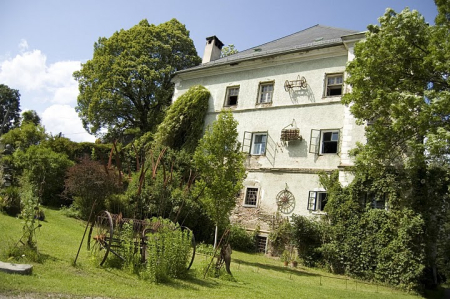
[[64, 156, 122, 220], [228, 224, 257, 253], [269, 218, 293, 256], [0, 186, 21, 216], [14, 145, 74, 206], [141, 218, 193, 282], [291, 214, 323, 267]]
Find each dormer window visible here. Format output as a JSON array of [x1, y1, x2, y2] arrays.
[[325, 74, 343, 96], [224, 86, 239, 106]]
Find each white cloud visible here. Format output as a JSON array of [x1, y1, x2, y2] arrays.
[[0, 49, 47, 90], [41, 104, 95, 143], [0, 40, 94, 142], [19, 39, 29, 53], [0, 43, 81, 105]]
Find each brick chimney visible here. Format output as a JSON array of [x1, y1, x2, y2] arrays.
[[202, 36, 224, 64]]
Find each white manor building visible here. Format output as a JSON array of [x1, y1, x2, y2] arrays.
[[172, 25, 366, 252]]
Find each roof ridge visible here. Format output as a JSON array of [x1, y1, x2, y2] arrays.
[[245, 24, 321, 51]]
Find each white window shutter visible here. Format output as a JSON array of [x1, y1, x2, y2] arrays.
[[308, 191, 317, 211], [309, 129, 321, 154]]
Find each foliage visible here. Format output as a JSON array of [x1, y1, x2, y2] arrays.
[[193, 110, 246, 244], [0, 84, 21, 135], [291, 214, 324, 268], [228, 224, 257, 253], [1, 122, 46, 150], [14, 145, 74, 206], [268, 217, 293, 256], [18, 176, 42, 248], [74, 18, 201, 137], [339, 5, 450, 289], [140, 218, 193, 282], [221, 44, 238, 57], [64, 156, 122, 220], [295, 171, 428, 291], [21, 110, 41, 126], [154, 85, 210, 153], [195, 242, 214, 256], [0, 186, 20, 215]]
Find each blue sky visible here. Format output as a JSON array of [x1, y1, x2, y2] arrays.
[[0, 0, 438, 142]]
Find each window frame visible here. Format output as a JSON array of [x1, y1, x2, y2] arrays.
[[307, 191, 328, 212], [324, 73, 344, 97], [362, 193, 388, 210], [224, 86, 240, 107], [256, 235, 268, 253], [243, 187, 259, 207], [257, 82, 274, 104], [309, 129, 340, 155], [251, 132, 268, 156]]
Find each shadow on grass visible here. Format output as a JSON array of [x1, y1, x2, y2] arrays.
[[232, 258, 320, 278]]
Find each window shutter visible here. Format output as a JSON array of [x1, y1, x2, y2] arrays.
[[307, 191, 317, 211], [309, 129, 321, 154], [242, 131, 252, 154], [337, 128, 343, 156]]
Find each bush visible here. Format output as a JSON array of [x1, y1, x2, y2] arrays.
[[269, 218, 293, 256], [14, 145, 74, 206], [64, 156, 122, 220], [228, 224, 257, 252], [141, 218, 193, 282], [291, 214, 323, 267], [0, 186, 21, 216]]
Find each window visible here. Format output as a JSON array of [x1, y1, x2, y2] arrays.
[[325, 74, 343, 96], [362, 193, 387, 210], [256, 236, 267, 253], [224, 86, 239, 106], [244, 187, 259, 207], [242, 131, 277, 165], [307, 191, 328, 212], [251, 133, 267, 155], [309, 129, 340, 154], [258, 82, 274, 104]]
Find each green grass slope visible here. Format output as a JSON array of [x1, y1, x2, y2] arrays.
[[0, 208, 421, 299]]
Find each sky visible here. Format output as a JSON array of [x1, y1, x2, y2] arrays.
[[0, 0, 438, 142]]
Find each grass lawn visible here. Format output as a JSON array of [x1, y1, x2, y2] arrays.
[[0, 208, 434, 298]]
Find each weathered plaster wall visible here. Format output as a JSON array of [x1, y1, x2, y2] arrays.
[[173, 45, 365, 231]]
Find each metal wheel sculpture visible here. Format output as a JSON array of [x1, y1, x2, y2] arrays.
[[276, 189, 295, 214], [87, 211, 114, 266]]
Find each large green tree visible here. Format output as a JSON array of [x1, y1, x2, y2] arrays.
[[193, 110, 246, 247], [0, 84, 21, 135], [74, 19, 201, 138], [342, 5, 450, 286]]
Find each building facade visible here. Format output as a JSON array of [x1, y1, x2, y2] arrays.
[[172, 25, 366, 251]]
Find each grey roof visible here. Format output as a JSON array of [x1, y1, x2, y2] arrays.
[[178, 25, 359, 74]]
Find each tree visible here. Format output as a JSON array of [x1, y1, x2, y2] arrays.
[[21, 110, 41, 126], [221, 44, 238, 57], [1, 122, 46, 150], [74, 19, 201, 138], [193, 110, 246, 247], [154, 85, 210, 153], [0, 84, 21, 135], [342, 6, 450, 287]]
